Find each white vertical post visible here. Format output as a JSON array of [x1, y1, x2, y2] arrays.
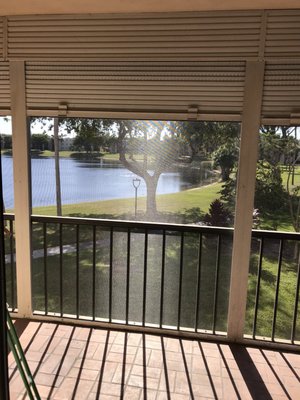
[[227, 61, 265, 341], [10, 61, 32, 317], [53, 117, 62, 216]]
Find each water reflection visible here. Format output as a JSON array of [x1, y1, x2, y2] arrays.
[[2, 155, 217, 209]]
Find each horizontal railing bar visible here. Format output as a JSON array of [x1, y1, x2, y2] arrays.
[[4, 214, 15, 221], [11, 313, 300, 352], [6, 213, 300, 240], [30, 214, 234, 235], [6, 213, 300, 241], [251, 229, 300, 240]]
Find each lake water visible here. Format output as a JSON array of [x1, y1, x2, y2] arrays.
[[1, 156, 211, 209]]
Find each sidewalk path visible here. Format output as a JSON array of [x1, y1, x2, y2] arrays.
[[5, 238, 110, 263]]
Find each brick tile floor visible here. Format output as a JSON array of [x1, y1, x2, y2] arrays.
[[8, 320, 300, 399]]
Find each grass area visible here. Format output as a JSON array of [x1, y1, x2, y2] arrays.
[[34, 150, 143, 161], [245, 239, 300, 340], [157, 183, 221, 213], [40, 150, 75, 158], [7, 219, 299, 340], [259, 210, 296, 232], [29, 229, 232, 332], [281, 165, 300, 187], [32, 182, 222, 219], [30, 179, 296, 232], [102, 153, 121, 161]]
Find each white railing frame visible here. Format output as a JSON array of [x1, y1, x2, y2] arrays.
[[10, 60, 33, 318], [227, 60, 265, 340]]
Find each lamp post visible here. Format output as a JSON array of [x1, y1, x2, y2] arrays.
[[132, 177, 141, 219]]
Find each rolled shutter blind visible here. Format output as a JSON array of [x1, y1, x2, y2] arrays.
[[8, 12, 262, 61], [1, 10, 299, 121], [265, 10, 300, 59], [262, 62, 300, 120], [25, 61, 246, 116], [0, 17, 4, 60], [0, 63, 10, 113]]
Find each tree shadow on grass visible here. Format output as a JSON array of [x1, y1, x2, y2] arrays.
[[67, 207, 206, 225], [260, 269, 276, 284]]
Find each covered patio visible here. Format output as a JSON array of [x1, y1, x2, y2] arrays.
[[1, 0, 300, 399]]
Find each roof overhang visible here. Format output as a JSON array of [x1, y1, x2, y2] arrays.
[[1, 0, 300, 16]]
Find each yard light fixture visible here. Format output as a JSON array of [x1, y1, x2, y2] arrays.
[[132, 177, 141, 219]]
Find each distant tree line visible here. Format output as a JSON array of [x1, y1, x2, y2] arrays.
[[1, 133, 51, 151], [0, 134, 12, 149]]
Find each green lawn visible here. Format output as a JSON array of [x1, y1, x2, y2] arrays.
[[29, 229, 232, 332], [12, 220, 299, 341], [245, 240, 300, 341], [32, 182, 222, 219], [34, 150, 142, 162], [281, 165, 300, 187], [40, 150, 75, 158], [30, 179, 296, 232]]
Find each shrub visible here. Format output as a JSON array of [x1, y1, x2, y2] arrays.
[[203, 199, 233, 227]]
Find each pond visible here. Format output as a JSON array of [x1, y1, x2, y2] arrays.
[[1, 155, 215, 209]]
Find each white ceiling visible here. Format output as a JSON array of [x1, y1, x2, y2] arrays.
[[0, 0, 299, 16]]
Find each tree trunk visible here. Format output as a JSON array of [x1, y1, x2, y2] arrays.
[[221, 167, 230, 181], [145, 176, 159, 218], [117, 123, 161, 219]]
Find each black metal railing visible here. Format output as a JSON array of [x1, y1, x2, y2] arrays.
[[246, 229, 300, 344], [5, 213, 299, 344], [4, 214, 16, 311], [31, 215, 233, 335]]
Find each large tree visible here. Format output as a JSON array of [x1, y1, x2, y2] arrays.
[[283, 134, 300, 232], [221, 126, 300, 231], [212, 140, 239, 181], [0, 134, 12, 150], [260, 125, 296, 165], [63, 118, 170, 216], [106, 120, 180, 217], [67, 119, 240, 218], [31, 133, 49, 151], [175, 120, 240, 159], [71, 119, 111, 153]]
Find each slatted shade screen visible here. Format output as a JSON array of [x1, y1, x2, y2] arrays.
[[0, 63, 10, 113], [0, 17, 4, 60], [0, 10, 299, 121], [7, 12, 262, 61], [25, 61, 246, 115], [262, 62, 300, 120], [265, 10, 300, 59]]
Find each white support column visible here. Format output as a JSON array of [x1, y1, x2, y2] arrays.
[[10, 61, 32, 317], [227, 61, 265, 341]]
